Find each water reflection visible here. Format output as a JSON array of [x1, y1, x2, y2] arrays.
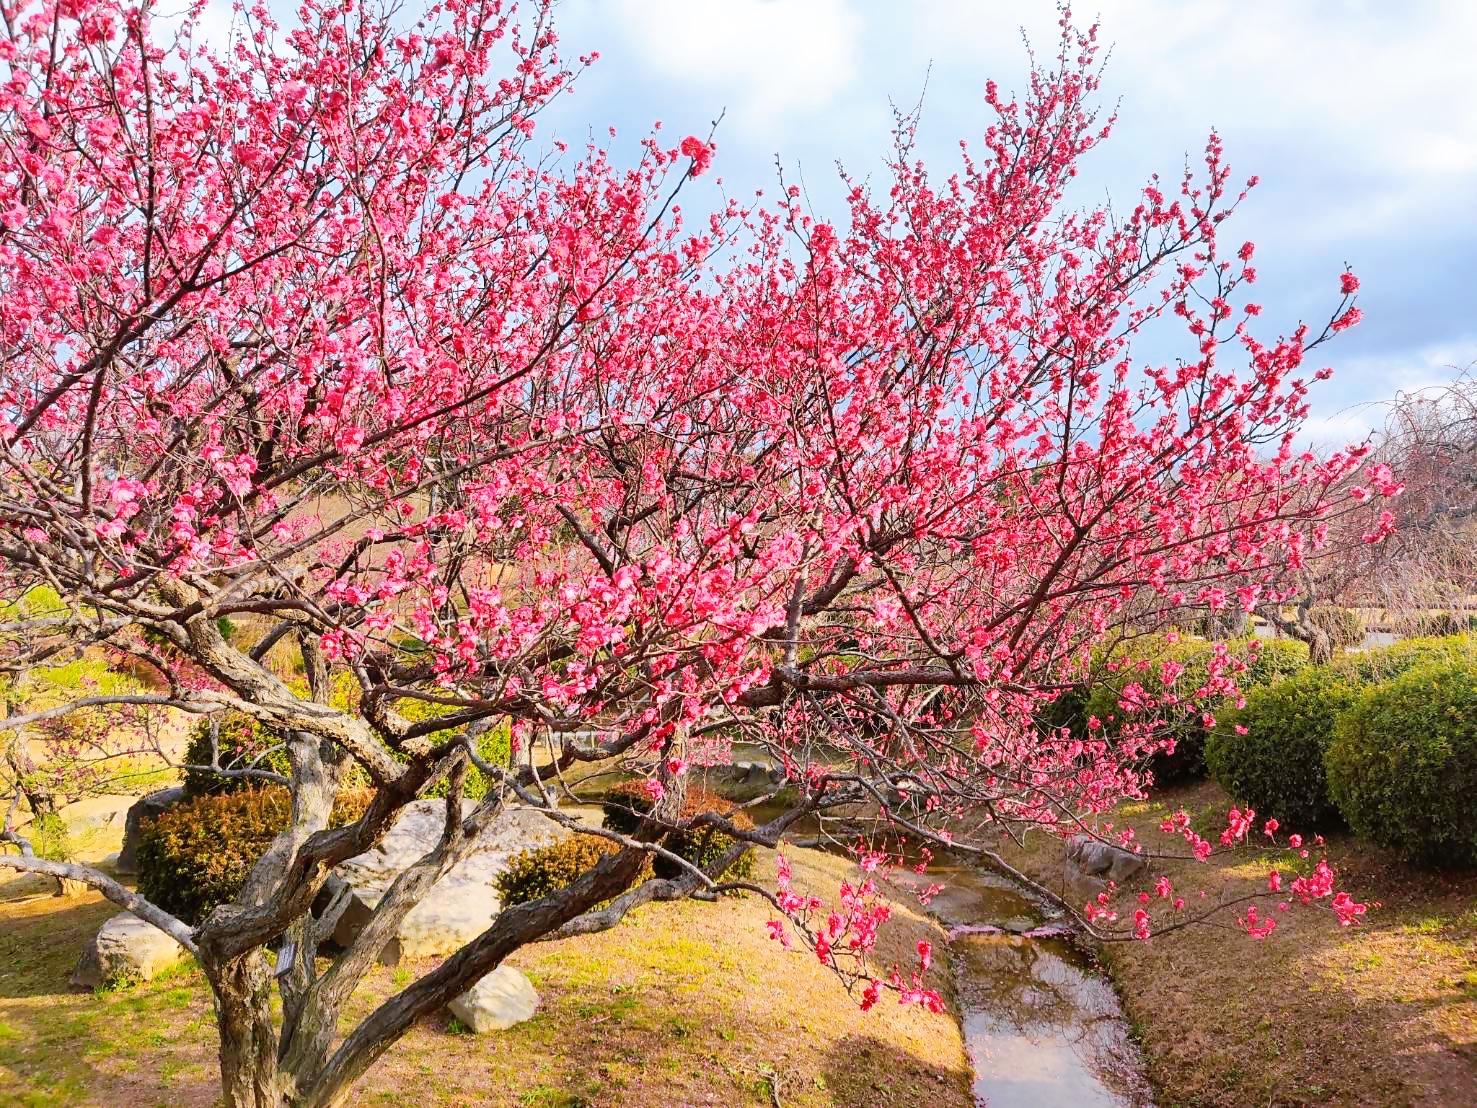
[[890, 862, 1152, 1107]]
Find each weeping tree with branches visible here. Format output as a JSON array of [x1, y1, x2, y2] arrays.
[[0, 1, 1386, 1104]]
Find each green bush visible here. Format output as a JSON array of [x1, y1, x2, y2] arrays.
[[29, 812, 73, 862], [1335, 632, 1476, 685], [1239, 637, 1316, 686], [1307, 606, 1364, 651], [1207, 665, 1361, 827], [1084, 635, 1309, 784], [406, 712, 511, 801], [137, 787, 371, 923], [602, 780, 756, 881], [182, 711, 290, 797], [1037, 684, 1090, 741], [494, 836, 645, 908], [1325, 658, 1477, 867]]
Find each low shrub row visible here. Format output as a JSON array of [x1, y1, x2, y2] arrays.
[[602, 779, 757, 881], [497, 780, 759, 909], [141, 774, 755, 928], [1206, 633, 1477, 866]]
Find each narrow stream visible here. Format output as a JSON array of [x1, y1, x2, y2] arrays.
[[888, 859, 1153, 1107], [580, 782, 1153, 1105]]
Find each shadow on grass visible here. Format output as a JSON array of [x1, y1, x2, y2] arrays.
[[1026, 779, 1477, 1107], [0, 890, 116, 999], [820, 1033, 973, 1108], [0, 890, 218, 1107]]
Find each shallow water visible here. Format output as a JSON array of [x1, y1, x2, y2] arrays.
[[889, 861, 1152, 1107], [587, 787, 1152, 1105]]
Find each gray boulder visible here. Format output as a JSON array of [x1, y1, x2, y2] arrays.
[[72, 912, 189, 989], [330, 800, 569, 965], [447, 965, 540, 1032], [115, 786, 186, 875], [1064, 834, 1148, 883]]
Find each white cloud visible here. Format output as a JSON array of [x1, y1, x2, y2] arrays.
[[592, 0, 862, 138], [1297, 335, 1477, 447], [907, 1, 1477, 241]]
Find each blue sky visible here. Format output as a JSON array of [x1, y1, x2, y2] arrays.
[[540, 0, 1476, 445]]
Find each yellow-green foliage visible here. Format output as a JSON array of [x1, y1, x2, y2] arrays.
[[495, 836, 638, 907], [396, 698, 512, 800], [1334, 632, 1477, 685], [137, 787, 372, 923]]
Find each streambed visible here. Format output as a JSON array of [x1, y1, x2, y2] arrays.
[[889, 859, 1153, 1107]]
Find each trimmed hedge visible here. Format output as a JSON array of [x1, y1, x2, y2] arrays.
[[1325, 657, 1477, 867], [1084, 635, 1309, 784], [1207, 665, 1361, 827], [1334, 632, 1476, 685], [494, 836, 648, 908], [400, 709, 511, 801], [137, 787, 371, 923], [602, 780, 756, 881]]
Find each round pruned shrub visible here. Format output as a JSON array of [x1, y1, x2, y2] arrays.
[[1324, 657, 1477, 867], [602, 780, 757, 881], [1036, 683, 1090, 742], [1335, 632, 1476, 686], [494, 836, 645, 908], [1206, 665, 1362, 827], [1240, 637, 1315, 686], [137, 787, 371, 923]]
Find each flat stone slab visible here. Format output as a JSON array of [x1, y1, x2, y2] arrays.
[[331, 800, 569, 965], [447, 965, 540, 1032], [72, 911, 189, 989]]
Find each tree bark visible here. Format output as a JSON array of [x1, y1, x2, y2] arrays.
[[211, 951, 283, 1108]]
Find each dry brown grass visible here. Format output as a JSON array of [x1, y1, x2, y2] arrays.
[[1004, 780, 1477, 1108], [0, 847, 969, 1107]]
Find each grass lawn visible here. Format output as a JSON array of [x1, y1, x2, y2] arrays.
[[1003, 779, 1477, 1108], [0, 846, 969, 1107]]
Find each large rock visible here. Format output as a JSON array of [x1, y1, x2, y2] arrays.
[[1064, 835, 1148, 883], [330, 800, 568, 965], [447, 966, 540, 1032], [115, 786, 186, 875], [71, 912, 189, 989]]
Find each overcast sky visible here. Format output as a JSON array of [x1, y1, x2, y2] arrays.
[[540, 0, 1476, 446]]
